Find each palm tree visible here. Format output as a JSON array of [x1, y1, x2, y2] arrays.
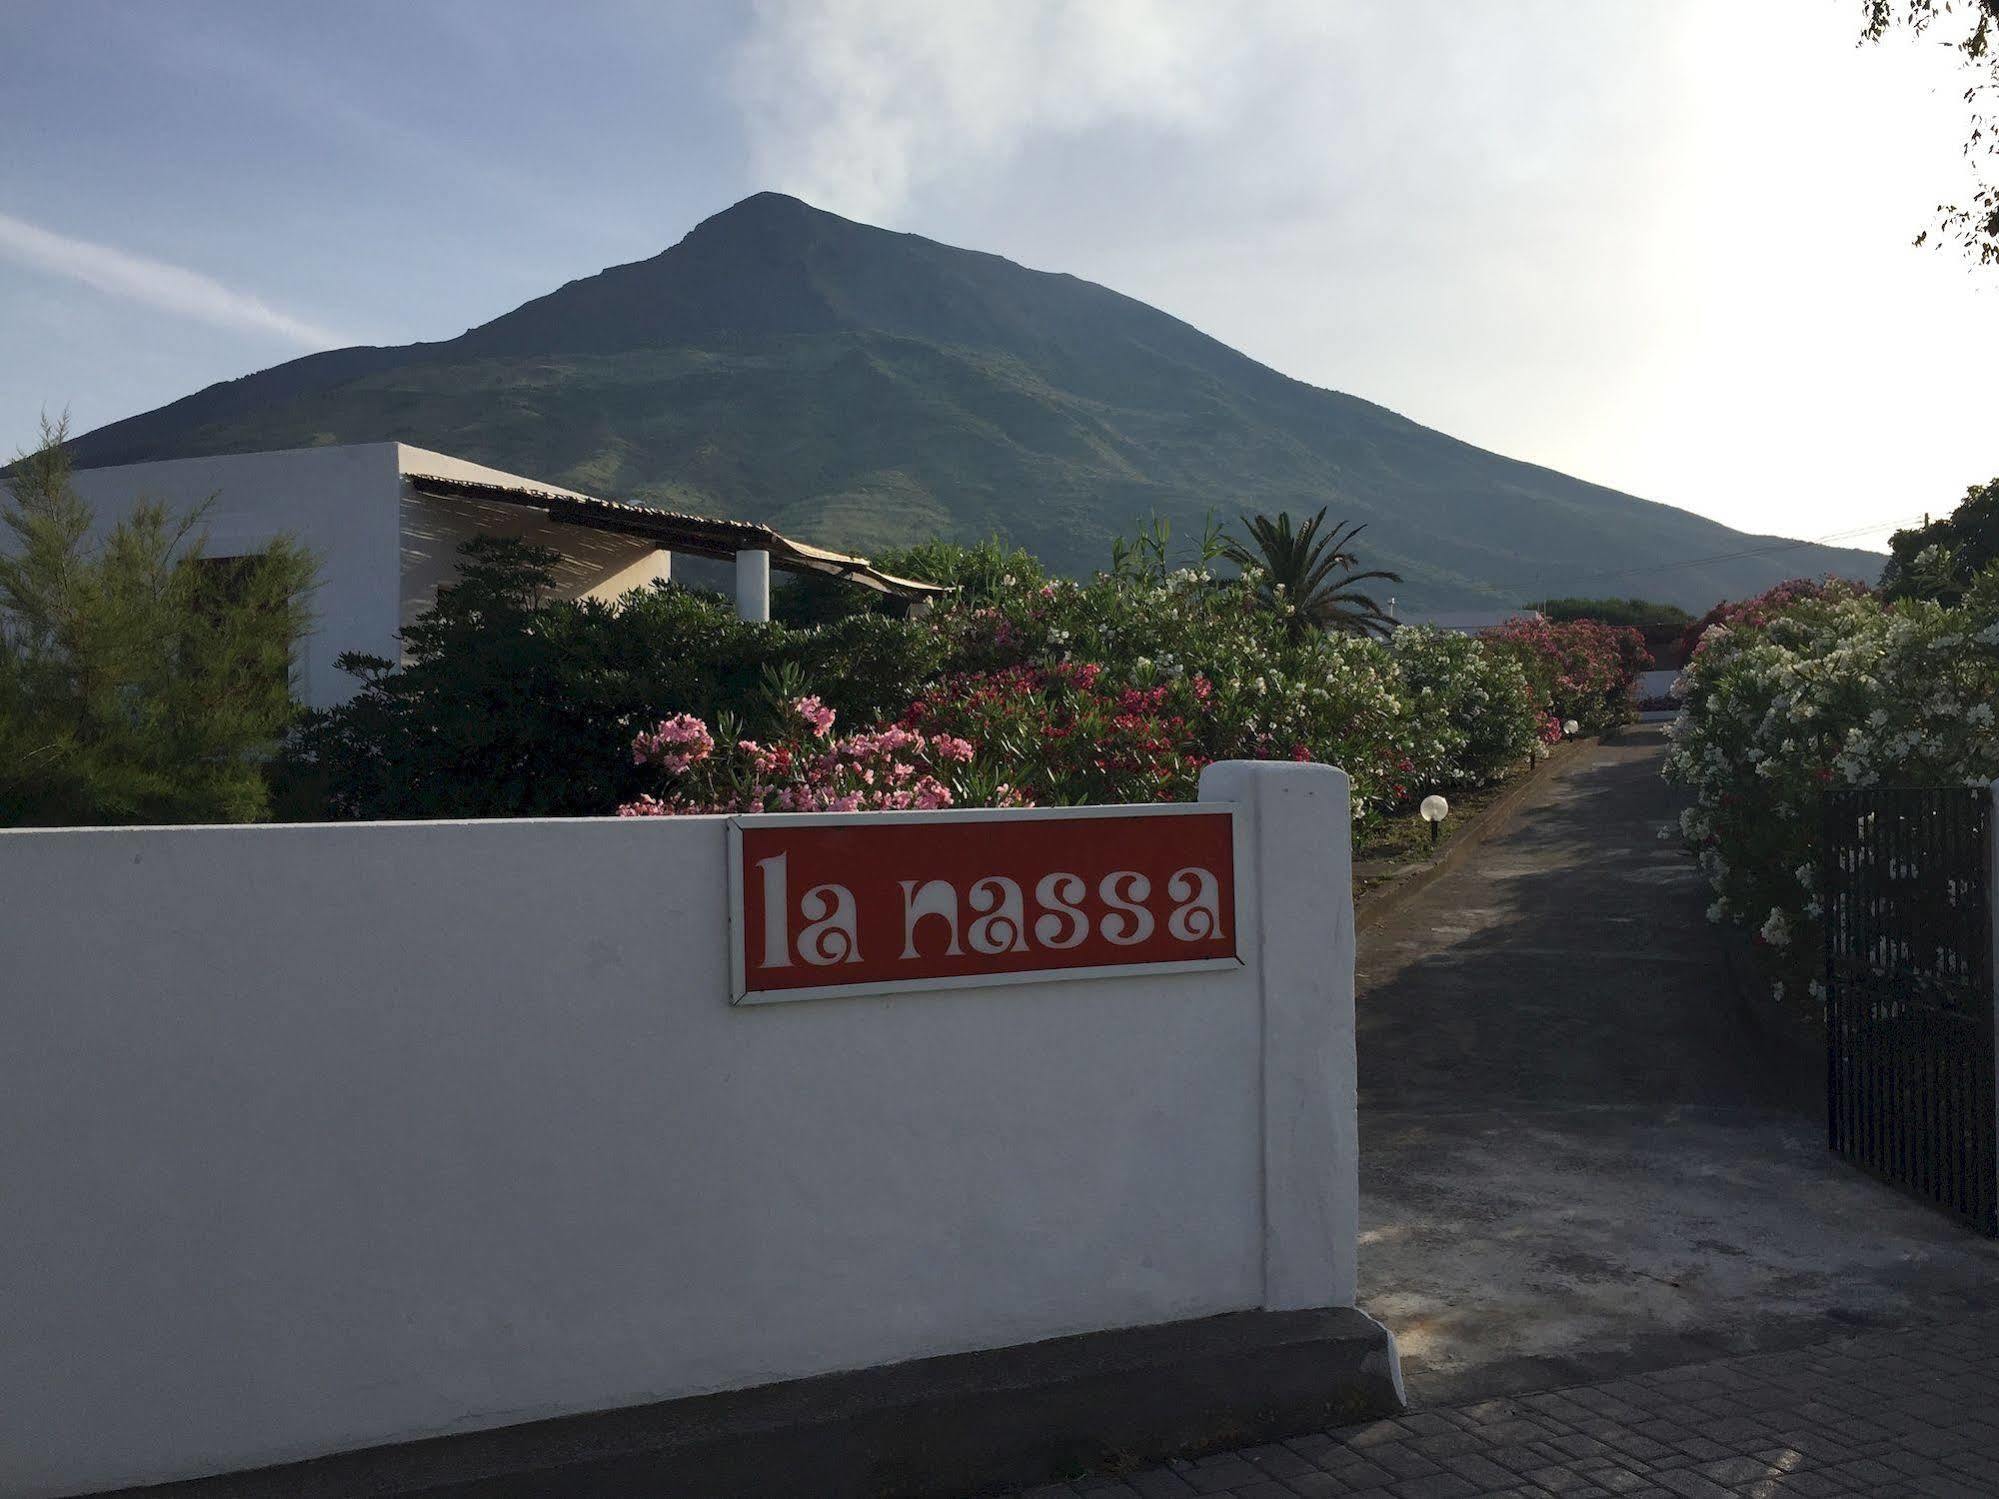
[[1219, 508, 1402, 641]]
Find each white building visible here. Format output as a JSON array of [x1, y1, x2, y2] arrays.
[[59, 443, 942, 708]]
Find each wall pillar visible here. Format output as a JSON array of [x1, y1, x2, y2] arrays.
[[1197, 759, 1358, 1311], [735, 549, 770, 623], [656, 548, 672, 583]]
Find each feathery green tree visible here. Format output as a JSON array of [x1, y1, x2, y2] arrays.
[[0, 416, 315, 825]]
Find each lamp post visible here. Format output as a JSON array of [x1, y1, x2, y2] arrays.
[[1420, 793, 1449, 846], [1562, 718, 1580, 740]]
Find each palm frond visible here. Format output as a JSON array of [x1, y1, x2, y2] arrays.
[[1224, 507, 1401, 639]]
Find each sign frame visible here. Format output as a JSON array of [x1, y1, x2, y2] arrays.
[[726, 801, 1245, 1005]]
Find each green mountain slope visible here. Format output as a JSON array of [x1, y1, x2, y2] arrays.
[[63, 192, 1881, 610]]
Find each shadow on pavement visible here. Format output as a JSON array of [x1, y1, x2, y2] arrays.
[[1355, 726, 1999, 1405]]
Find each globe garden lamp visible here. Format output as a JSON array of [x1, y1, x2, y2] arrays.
[[1420, 793, 1449, 846], [1562, 718, 1580, 740]]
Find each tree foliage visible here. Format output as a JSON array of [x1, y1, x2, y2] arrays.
[[1861, 0, 1999, 266], [1527, 597, 1693, 628], [872, 536, 1047, 605], [1218, 508, 1401, 641], [1879, 477, 1999, 604], [1665, 567, 1999, 1007], [1483, 614, 1649, 736], [0, 417, 314, 826], [277, 536, 941, 819]]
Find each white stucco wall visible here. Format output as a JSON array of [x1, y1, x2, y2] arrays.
[[55, 443, 675, 710], [0, 763, 1358, 1498], [66, 442, 406, 709]]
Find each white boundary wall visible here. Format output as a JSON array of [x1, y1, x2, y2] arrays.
[[0, 762, 1361, 1497]]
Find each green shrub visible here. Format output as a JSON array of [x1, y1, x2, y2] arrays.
[[278, 537, 940, 819], [1663, 569, 1999, 1005], [872, 537, 1046, 604], [1528, 597, 1692, 629], [1485, 614, 1648, 734], [1389, 627, 1541, 788], [897, 564, 1419, 821], [288, 521, 1632, 829]]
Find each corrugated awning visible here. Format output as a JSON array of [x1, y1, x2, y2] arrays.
[[404, 472, 950, 599]]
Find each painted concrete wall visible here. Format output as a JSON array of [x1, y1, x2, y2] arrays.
[[56, 443, 675, 710], [0, 763, 1358, 1497], [67, 442, 406, 709]]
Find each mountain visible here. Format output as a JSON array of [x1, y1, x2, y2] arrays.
[[62, 192, 1881, 611]]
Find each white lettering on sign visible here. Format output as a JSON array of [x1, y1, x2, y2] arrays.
[[730, 807, 1239, 1002], [1166, 867, 1223, 941], [783, 867, 1221, 964]]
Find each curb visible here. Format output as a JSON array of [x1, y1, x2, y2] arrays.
[[1354, 736, 1595, 934], [92, 1310, 1403, 1499]]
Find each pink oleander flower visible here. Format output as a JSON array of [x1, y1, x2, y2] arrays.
[[910, 776, 954, 810], [632, 713, 714, 775], [617, 794, 670, 817], [930, 734, 974, 764], [791, 695, 836, 737]]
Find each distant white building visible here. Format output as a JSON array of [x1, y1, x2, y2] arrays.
[[57, 443, 941, 708]]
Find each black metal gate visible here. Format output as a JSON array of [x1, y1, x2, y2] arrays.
[[1822, 787, 1996, 1235]]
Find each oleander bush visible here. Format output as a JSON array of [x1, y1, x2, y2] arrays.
[[1388, 626, 1544, 789], [620, 549, 1639, 824], [287, 528, 1648, 826], [1485, 614, 1648, 736], [1663, 569, 1999, 1005]]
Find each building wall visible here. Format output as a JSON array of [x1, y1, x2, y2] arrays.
[[0, 763, 1360, 1498], [56, 443, 675, 711], [66, 442, 406, 708]]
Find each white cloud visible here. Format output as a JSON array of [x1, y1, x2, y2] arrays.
[[728, 0, 1288, 221], [0, 212, 353, 349]]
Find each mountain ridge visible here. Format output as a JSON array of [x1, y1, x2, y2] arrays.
[[60, 192, 1882, 610]]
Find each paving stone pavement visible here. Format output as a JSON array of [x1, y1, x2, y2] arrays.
[[997, 1309, 1999, 1498]]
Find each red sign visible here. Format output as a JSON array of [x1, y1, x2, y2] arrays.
[[728, 806, 1238, 1002]]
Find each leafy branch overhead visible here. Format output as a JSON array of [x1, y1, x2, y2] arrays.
[[1862, 0, 1999, 266], [1219, 508, 1402, 641]]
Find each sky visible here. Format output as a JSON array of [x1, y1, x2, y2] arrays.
[[3, 0, 1995, 553]]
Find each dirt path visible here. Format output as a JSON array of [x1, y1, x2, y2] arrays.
[[1356, 725, 1999, 1404]]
